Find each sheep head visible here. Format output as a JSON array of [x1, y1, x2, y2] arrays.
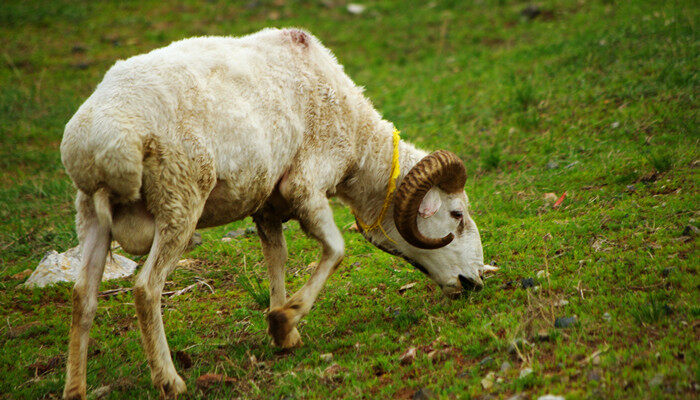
[[362, 150, 486, 298]]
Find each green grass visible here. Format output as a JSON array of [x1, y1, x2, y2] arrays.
[[1, 0, 698, 399]]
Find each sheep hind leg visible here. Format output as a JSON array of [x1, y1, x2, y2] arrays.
[[133, 202, 203, 398], [267, 193, 344, 348], [63, 192, 111, 400]]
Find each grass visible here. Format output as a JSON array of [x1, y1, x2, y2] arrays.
[[0, 0, 698, 399]]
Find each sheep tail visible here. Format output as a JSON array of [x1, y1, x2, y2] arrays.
[[93, 187, 112, 229]]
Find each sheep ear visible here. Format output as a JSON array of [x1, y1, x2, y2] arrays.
[[418, 188, 441, 218]]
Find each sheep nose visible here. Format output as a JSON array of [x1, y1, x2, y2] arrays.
[[459, 274, 483, 292]]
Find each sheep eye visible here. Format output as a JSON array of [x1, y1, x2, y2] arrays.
[[450, 210, 463, 219]]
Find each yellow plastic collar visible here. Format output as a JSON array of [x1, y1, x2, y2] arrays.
[[354, 128, 401, 241]]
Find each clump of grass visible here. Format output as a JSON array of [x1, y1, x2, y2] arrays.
[[630, 293, 672, 324], [482, 143, 502, 171], [644, 148, 674, 173], [237, 259, 269, 309]]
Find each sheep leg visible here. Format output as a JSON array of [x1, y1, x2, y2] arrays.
[[253, 212, 302, 348], [63, 193, 111, 400], [133, 214, 199, 398], [267, 195, 344, 347]]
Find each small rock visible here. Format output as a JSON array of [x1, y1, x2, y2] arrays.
[[554, 316, 577, 328], [347, 3, 366, 14], [399, 282, 417, 294], [71, 44, 87, 54], [90, 385, 111, 399], [479, 356, 495, 368], [413, 387, 436, 400], [536, 329, 550, 341], [519, 368, 533, 379], [546, 161, 559, 170], [521, 278, 537, 289], [588, 368, 602, 382], [683, 225, 700, 236], [543, 193, 558, 203], [500, 361, 512, 373], [536, 270, 549, 279], [602, 312, 612, 322], [521, 4, 541, 20], [610, 121, 620, 129], [537, 396, 565, 400], [649, 373, 663, 387], [221, 237, 232, 242], [399, 347, 417, 365], [506, 395, 524, 400], [320, 353, 333, 363], [481, 371, 495, 390], [554, 299, 569, 307], [188, 232, 202, 249], [323, 363, 345, 381]]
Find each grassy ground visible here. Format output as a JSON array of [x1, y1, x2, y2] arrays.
[[1, 0, 698, 399]]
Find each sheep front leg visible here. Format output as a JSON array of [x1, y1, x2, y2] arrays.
[[267, 195, 344, 347], [253, 212, 301, 348]]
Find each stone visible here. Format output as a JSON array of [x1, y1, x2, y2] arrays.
[[481, 371, 496, 390], [500, 361, 512, 373], [89, 385, 111, 399], [519, 368, 533, 379], [413, 388, 436, 400], [320, 353, 333, 363], [521, 278, 537, 289], [546, 161, 559, 170], [543, 193, 558, 203], [399, 347, 417, 365], [554, 316, 577, 328], [347, 3, 366, 14], [521, 4, 541, 20], [649, 373, 663, 387], [611, 121, 620, 129], [682, 225, 699, 236], [506, 395, 524, 400], [588, 368, 602, 382], [479, 356, 495, 368], [537, 396, 565, 400], [602, 312, 612, 322], [24, 246, 137, 288], [536, 270, 549, 279]]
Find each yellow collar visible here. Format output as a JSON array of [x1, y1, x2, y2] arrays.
[[353, 128, 401, 242]]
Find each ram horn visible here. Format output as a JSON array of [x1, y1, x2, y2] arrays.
[[393, 150, 467, 249]]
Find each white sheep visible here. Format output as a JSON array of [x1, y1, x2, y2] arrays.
[[60, 28, 487, 399]]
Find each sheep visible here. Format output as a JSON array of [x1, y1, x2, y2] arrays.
[[60, 28, 487, 399]]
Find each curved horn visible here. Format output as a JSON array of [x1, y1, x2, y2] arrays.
[[393, 150, 467, 249]]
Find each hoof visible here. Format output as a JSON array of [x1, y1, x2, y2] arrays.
[[279, 327, 302, 349], [63, 383, 86, 400], [157, 374, 187, 399], [268, 307, 298, 348]]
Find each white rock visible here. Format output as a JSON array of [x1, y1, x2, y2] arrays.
[[24, 246, 137, 288], [519, 368, 533, 379], [347, 3, 365, 14], [538, 396, 565, 400], [320, 353, 333, 363], [481, 371, 495, 389]]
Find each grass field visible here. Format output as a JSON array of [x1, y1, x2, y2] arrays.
[[1, 0, 698, 399]]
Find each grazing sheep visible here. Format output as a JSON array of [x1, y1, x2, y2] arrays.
[[60, 28, 487, 399]]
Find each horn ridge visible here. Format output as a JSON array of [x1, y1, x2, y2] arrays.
[[393, 150, 467, 249]]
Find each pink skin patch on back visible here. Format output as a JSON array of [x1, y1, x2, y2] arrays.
[[286, 29, 309, 48]]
